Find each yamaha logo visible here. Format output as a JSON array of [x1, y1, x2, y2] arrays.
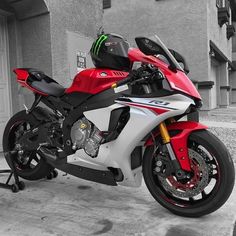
[[149, 100, 170, 106], [100, 72, 107, 77]]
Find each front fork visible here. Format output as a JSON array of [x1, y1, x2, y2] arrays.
[[159, 122, 187, 178]]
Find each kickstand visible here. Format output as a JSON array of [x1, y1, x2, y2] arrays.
[[0, 152, 25, 193]]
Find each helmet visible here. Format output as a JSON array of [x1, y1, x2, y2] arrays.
[[90, 33, 132, 71]]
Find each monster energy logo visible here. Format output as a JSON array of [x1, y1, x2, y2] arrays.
[[91, 35, 108, 55]]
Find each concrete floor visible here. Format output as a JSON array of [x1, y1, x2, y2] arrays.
[[0, 158, 235, 236]]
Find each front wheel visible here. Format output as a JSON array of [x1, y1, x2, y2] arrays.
[[143, 130, 235, 217]]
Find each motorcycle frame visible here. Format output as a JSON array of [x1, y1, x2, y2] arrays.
[[25, 91, 207, 188]]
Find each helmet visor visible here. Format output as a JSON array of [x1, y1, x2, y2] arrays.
[[105, 40, 130, 57]]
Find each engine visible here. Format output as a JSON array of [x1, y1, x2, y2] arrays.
[[70, 117, 103, 157]]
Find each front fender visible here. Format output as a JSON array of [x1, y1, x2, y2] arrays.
[[145, 121, 208, 171]]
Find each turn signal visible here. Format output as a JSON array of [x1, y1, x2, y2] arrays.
[[111, 83, 117, 88]]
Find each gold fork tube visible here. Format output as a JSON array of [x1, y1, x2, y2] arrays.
[[159, 122, 171, 144]]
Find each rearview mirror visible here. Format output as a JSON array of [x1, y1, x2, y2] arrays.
[[168, 49, 190, 74], [135, 37, 165, 56]]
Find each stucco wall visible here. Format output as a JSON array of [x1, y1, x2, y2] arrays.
[[207, 0, 232, 60], [20, 14, 52, 76], [45, 0, 103, 86], [0, 1, 13, 13], [0, 0, 52, 113], [7, 0, 49, 20], [3, 0, 103, 113], [3, 0, 52, 76], [103, 0, 208, 83], [232, 22, 236, 52], [7, 15, 22, 114], [67, 32, 94, 85], [206, 0, 233, 109]]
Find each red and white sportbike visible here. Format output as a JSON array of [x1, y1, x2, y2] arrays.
[[3, 35, 235, 217]]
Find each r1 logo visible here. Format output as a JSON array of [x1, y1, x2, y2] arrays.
[[149, 100, 170, 106]]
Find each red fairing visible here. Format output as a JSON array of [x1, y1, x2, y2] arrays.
[[128, 48, 201, 100], [13, 68, 47, 96], [145, 121, 208, 171], [14, 68, 29, 80], [66, 69, 129, 94]]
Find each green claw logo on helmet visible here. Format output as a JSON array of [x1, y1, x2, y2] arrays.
[[91, 34, 108, 56], [90, 33, 131, 71]]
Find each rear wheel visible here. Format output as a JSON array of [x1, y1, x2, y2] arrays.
[[3, 110, 53, 180], [143, 130, 235, 217]]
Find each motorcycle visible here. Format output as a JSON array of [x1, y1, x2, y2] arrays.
[[3, 35, 235, 217]]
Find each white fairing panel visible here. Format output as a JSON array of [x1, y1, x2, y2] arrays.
[[83, 104, 124, 131], [71, 94, 195, 187]]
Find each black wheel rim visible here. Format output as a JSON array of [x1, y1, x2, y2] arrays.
[[151, 139, 221, 208], [7, 120, 42, 173]]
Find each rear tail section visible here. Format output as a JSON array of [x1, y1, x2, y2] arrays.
[[13, 68, 46, 95]]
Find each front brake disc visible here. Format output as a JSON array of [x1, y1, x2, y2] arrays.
[[158, 149, 209, 198]]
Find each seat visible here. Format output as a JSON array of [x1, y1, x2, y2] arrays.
[[27, 70, 65, 97]]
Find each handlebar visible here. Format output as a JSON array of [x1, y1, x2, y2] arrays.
[[115, 76, 133, 87], [111, 69, 139, 88], [111, 66, 163, 89]]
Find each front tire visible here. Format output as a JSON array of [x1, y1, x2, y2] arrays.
[[143, 130, 235, 217], [3, 110, 53, 180]]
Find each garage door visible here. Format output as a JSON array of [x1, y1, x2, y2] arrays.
[[0, 15, 11, 151]]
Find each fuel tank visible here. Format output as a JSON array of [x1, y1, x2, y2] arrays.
[[66, 68, 128, 94]]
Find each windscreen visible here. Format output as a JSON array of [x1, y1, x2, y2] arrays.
[[150, 35, 184, 72]]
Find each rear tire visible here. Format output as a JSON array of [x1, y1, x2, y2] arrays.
[[3, 110, 53, 181], [143, 130, 235, 217]]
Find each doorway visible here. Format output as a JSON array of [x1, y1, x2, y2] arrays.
[[0, 15, 11, 151]]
